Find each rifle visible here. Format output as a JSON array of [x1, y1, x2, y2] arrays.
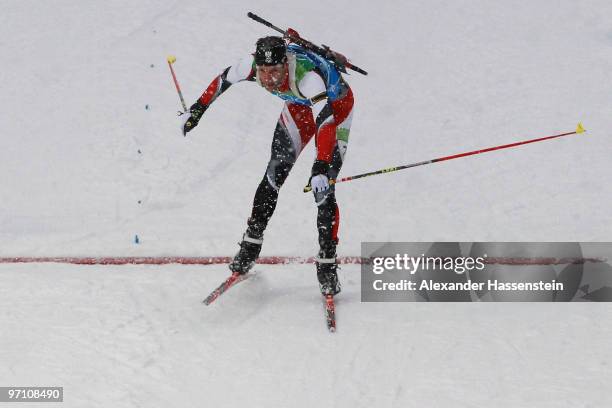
[[247, 12, 368, 76]]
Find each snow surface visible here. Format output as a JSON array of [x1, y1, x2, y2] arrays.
[[2, 0, 611, 257], [1, 263, 611, 407], [1, 0, 612, 406]]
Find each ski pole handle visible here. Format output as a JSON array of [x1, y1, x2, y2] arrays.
[[167, 55, 187, 112]]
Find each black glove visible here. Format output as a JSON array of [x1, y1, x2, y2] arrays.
[[311, 160, 330, 177], [181, 101, 207, 136]]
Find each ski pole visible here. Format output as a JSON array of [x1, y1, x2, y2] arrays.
[[247, 12, 368, 75], [304, 123, 586, 192], [167, 55, 187, 113]]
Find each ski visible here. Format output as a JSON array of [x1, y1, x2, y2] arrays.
[[203, 272, 249, 305], [324, 295, 336, 332]]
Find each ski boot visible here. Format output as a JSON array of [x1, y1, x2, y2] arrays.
[[316, 257, 341, 296], [229, 234, 263, 275]]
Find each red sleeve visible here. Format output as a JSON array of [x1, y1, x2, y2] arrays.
[[316, 88, 354, 162], [198, 67, 232, 106]]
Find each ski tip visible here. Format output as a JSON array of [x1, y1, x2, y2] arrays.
[[576, 122, 586, 134], [167, 55, 176, 64]]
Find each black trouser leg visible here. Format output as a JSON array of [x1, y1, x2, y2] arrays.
[[245, 116, 298, 239], [316, 189, 338, 258], [246, 159, 293, 239]]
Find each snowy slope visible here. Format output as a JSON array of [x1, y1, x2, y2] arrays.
[[1, 1, 612, 407], [1, 263, 611, 408], [1, 0, 611, 257]]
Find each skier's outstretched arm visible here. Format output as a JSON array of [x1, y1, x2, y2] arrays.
[[182, 56, 255, 135]]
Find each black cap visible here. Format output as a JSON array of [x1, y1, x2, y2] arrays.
[[254, 36, 287, 66]]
